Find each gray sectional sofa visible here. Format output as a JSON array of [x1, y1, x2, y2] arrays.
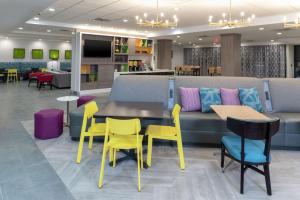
[[69, 75, 300, 148]]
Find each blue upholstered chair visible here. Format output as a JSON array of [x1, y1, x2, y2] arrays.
[[221, 117, 280, 195]]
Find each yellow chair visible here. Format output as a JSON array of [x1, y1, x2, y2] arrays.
[[76, 101, 106, 164], [40, 68, 48, 72], [98, 118, 143, 191], [146, 104, 185, 169], [7, 68, 18, 83]]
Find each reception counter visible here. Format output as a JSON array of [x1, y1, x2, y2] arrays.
[[114, 70, 175, 79]]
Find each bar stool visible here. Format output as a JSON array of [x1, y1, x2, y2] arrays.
[[7, 69, 18, 83]]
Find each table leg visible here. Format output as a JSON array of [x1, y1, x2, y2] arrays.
[[109, 149, 148, 169], [65, 101, 70, 127]]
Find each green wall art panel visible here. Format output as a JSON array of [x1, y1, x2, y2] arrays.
[[13, 48, 25, 59], [49, 49, 59, 60], [32, 49, 43, 59], [65, 50, 72, 59]]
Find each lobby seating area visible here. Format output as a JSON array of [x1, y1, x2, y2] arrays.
[[2, 0, 300, 199]]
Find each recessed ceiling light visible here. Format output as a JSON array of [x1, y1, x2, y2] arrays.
[[270, 39, 274, 42], [188, 41, 192, 44], [177, 35, 180, 38], [123, 19, 128, 23], [38, 39, 42, 41], [71, 31, 75, 35], [48, 8, 55, 12], [18, 27, 23, 30], [174, 7, 179, 11], [66, 40, 70, 43], [198, 38, 202, 41], [34, 17, 39, 20], [173, 40, 177, 43], [46, 29, 51, 33], [178, 42, 182, 45], [277, 32, 282, 35], [259, 27, 264, 31], [171, 27, 175, 29], [5, 37, 8, 39]]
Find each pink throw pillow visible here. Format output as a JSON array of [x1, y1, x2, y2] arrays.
[[220, 88, 240, 105], [180, 87, 201, 111]]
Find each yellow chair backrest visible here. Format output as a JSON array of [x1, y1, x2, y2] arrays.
[[106, 118, 141, 136], [40, 68, 48, 72], [8, 69, 17, 73], [81, 101, 99, 134], [172, 104, 181, 132]]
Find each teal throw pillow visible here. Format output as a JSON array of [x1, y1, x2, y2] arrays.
[[239, 88, 263, 112], [200, 87, 221, 112]]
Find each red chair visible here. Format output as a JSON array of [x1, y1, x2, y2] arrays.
[[28, 72, 44, 87], [37, 74, 53, 90]]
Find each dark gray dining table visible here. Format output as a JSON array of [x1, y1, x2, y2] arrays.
[[94, 101, 170, 168]]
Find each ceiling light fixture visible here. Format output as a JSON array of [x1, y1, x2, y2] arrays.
[[259, 27, 264, 31], [174, 7, 179, 11], [198, 38, 202, 41], [18, 27, 23, 30], [38, 39, 42, 41], [270, 39, 274, 42], [66, 40, 70, 43], [208, 0, 255, 28], [123, 19, 128, 23], [34, 17, 39, 20], [48, 8, 55, 12], [277, 32, 282, 35], [284, 15, 300, 28], [135, 0, 178, 28], [46, 29, 51, 33], [177, 35, 180, 38]]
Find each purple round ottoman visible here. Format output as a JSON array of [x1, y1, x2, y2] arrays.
[[77, 95, 97, 107], [34, 109, 64, 140]]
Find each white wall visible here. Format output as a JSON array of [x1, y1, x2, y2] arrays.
[[0, 37, 72, 62], [172, 45, 184, 69]]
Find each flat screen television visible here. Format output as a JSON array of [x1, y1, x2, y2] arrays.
[[83, 39, 111, 58]]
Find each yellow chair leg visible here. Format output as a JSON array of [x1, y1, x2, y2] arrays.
[[147, 136, 153, 167], [88, 135, 94, 150], [76, 133, 85, 164], [140, 146, 144, 169], [137, 148, 141, 192], [109, 148, 113, 163], [113, 148, 117, 167], [177, 139, 185, 170], [98, 145, 108, 188]]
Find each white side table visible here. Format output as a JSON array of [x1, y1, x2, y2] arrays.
[[57, 96, 79, 126]]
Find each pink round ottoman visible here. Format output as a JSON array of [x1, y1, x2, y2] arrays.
[[77, 95, 97, 107], [34, 109, 64, 140]]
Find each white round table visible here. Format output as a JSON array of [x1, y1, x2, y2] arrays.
[[57, 96, 79, 126]]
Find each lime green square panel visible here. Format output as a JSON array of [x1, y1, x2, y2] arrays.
[[49, 49, 59, 60], [13, 48, 25, 59], [65, 50, 72, 59], [32, 49, 43, 59]]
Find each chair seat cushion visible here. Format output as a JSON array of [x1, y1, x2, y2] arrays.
[[146, 125, 177, 139], [222, 136, 269, 163], [108, 135, 143, 149]]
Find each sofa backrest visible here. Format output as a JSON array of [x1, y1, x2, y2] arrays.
[[174, 76, 266, 111], [267, 78, 300, 113], [109, 75, 170, 108]]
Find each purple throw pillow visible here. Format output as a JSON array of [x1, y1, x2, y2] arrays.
[[180, 87, 201, 111], [220, 88, 240, 105]]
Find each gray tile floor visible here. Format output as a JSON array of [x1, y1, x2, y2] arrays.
[[0, 81, 76, 200]]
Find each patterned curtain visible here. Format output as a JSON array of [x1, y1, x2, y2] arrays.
[[184, 47, 220, 75], [241, 45, 286, 78], [184, 45, 286, 77]]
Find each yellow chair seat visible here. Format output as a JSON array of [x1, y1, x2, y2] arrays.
[[88, 123, 106, 135], [146, 125, 177, 140], [108, 135, 143, 149]]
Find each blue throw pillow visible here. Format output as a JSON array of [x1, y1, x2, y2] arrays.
[[239, 88, 263, 112], [200, 88, 222, 112]]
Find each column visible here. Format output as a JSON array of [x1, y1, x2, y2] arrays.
[[220, 34, 241, 76]]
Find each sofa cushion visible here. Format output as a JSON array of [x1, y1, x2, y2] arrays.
[[109, 75, 169, 108], [220, 88, 240, 105], [239, 88, 263, 112], [271, 113, 300, 134], [200, 88, 222, 113], [175, 76, 266, 111], [180, 87, 201, 112], [180, 112, 228, 132], [267, 78, 300, 112]]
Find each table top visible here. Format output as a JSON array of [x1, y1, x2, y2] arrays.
[[211, 105, 270, 121], [94, 101, 168, 119], [57, 96, 79, 102]]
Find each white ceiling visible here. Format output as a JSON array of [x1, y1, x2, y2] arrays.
[[3, 0, 300, 44]]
